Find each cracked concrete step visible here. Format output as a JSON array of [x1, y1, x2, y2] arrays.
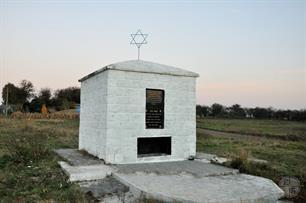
[[78, 176, 139, 203], [54, 149, 103, 166], [58, 161, 113, 182]]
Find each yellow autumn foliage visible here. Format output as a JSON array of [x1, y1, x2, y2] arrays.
[[41, 104, 48, 114]]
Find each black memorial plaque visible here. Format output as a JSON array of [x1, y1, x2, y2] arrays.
[[146, 89, 164, 129]]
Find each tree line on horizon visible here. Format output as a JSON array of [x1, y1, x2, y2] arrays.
[[197, 103, 306, 121], [2, 80, 305, 121], [1, 80, 80, 113]]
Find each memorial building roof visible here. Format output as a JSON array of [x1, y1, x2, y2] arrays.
[[79, 60, 199, 82]]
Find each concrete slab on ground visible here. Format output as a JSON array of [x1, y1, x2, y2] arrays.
[[79, 176, 129, 197], [78, 176, 140, 203], [114, 172, 284, 203]]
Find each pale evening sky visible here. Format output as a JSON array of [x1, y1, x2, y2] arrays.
[[0, 0, 305, 109]]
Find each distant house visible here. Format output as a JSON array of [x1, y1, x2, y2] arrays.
[[0, 104, 15, 115], [0, 105, 5, 115]]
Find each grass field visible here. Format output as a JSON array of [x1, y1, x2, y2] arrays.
[[197, 118, 306, 140], [0, 117, 305, 202], [0, 118, 88, 202], [197, 118, 306, 202], [0, 118, 162, 203]]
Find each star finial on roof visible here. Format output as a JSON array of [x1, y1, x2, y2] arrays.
[[130, 29, 148, 60]]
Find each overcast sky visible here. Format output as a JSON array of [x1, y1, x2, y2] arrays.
[[0, 0, 305, 109]]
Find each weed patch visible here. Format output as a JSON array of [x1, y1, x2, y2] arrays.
[[0, 155, 88, 202], [0, 118, 86, 202], [4, 132, 49, 164]]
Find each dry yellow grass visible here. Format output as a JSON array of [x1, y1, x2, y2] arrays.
[[10, 110, 79, 120]]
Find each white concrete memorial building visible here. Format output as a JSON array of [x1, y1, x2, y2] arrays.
[[78, 60, 199, 164]]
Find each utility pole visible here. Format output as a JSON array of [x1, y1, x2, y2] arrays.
[[5, 86, 8, 117]]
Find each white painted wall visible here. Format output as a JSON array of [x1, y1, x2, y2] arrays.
[[79, 71, 108, 158], [79, 68, 197, 164]]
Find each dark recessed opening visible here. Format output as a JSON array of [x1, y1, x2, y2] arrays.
[[137, 137, 171, 157]]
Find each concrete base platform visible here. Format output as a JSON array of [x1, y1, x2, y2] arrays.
[[114, 160, 283, 203], [55, 149, 285, 203]]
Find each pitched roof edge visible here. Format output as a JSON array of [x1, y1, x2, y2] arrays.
[[78, 60, 199, 82]]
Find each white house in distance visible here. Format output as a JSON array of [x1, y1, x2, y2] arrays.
[[78, 60, 199, 164]]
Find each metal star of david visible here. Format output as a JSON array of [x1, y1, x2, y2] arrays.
[[130, 29, 148, 60]]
